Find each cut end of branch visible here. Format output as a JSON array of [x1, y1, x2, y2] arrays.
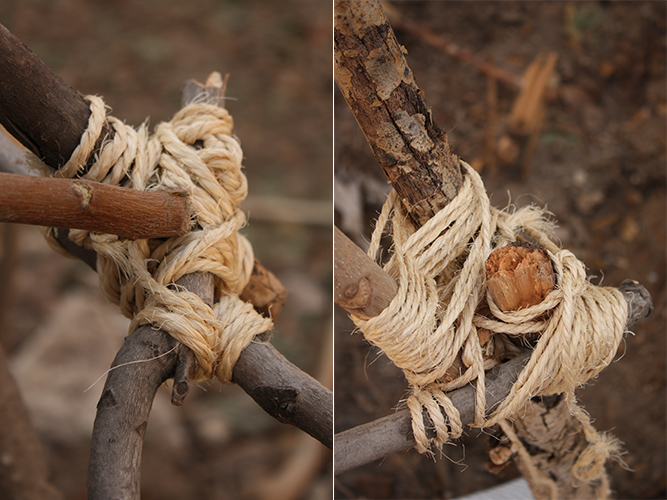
[[486, 242, 555, 312]]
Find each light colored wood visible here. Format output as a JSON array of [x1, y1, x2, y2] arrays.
[[485, 242, 554, 312]]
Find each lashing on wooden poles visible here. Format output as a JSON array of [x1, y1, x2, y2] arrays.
[[348, 161, 628, 495], [27, 93, 273, 383]]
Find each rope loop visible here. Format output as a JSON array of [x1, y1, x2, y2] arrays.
[[29, 95, 272, 382], [350, 162, 628, 486]]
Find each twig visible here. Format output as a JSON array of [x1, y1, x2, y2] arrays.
[[85, 80, 330, 498], [0, 172, 192, 239], [334, 351, 531, 475], [333, 233, 651, 474], [382, 2, 524, 89]]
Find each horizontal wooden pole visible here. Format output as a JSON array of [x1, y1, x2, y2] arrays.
[[0, 173, 192, 239], [334, 350, 532, 475]]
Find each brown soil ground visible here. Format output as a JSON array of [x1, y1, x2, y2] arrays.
[[0, 1, 331, 499], [335, 2, 666, 500]]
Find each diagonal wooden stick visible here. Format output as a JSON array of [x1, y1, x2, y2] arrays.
[[333, 227, 652, 475]]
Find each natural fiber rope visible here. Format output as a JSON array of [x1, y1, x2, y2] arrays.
[[350, 162, 627, 489], [28, 95, 273, 382]]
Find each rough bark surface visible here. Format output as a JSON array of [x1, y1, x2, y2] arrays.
[[334, 0, 462, 227], [333, 2, 652, 491]]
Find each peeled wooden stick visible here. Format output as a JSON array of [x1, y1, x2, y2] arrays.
[[0, 172, 192, 239]]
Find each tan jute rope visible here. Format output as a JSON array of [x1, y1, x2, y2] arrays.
[[350, 162, 628, 488], [28, 95, 273, 383]]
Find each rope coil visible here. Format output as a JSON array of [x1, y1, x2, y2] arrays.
[[350, 162, 627, 491], [29, 95, 273, 382]]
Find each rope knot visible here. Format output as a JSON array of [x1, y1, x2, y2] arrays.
[[30, 95, 273, 383], [350, 162, 628, 486]]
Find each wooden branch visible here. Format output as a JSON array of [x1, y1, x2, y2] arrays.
[[0, 24, 328, 498], [334, 350, 531, 475], [333, 231, 652, 474], [0, 343, 63, 500], [0, 23, 287, 315], [334, 0, 462, 227], [334, 2, 652, 481], [484, 246, 652, 499], [85, 79, 331, 498], [0, 172, 192, 239]]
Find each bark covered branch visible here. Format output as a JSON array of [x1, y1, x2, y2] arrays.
[[333, 1, 653, 490], [334, 0, 462, 227], [333, 230, 652, 475]]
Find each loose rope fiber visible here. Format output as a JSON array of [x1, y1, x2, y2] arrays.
[[350, 162, 628, 491], [28, 95, 273, 383]]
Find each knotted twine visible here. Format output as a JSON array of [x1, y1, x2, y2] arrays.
[[28, 95, 273, 383], [350, 162, 628, 489]]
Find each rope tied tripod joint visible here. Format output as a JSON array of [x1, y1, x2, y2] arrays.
[[28, 94, 273, 383], [349, 161, 630, 486]]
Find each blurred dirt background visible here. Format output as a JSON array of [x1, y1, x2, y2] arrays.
[[0, 1, 331, 499], [335, 2, 665, 499]]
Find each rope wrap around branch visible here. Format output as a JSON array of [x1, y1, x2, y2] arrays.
[[350, 162, 627, 487], [29, 95, 273, 383]]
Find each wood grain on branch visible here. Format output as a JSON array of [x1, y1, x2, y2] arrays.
[[0, 173, 192, 239]]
